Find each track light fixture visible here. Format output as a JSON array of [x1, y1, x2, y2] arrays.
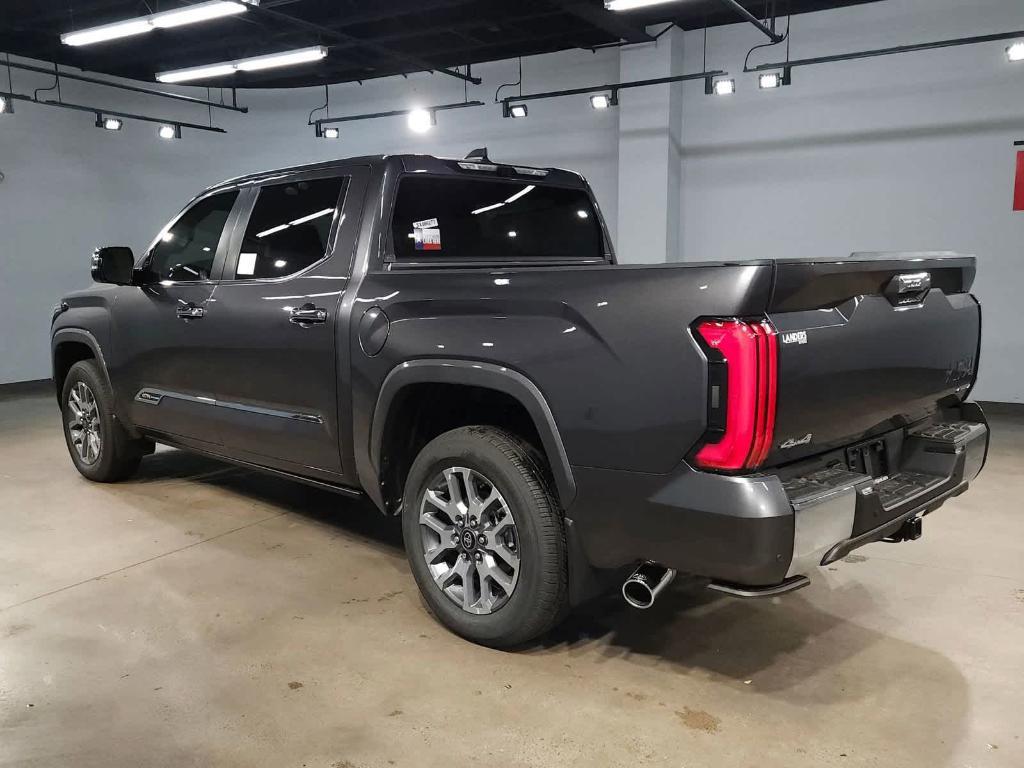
[[314, 124, 340, 139], [96, 115, 123, 131], [706, 78, 735, 96], [758, 67, 792, 89], [62, 0, 255, 47], [1008, 42, 1024, 62], [158, 124, 181, 139], [502, 103, 528, 119], [0, 95, 12, 114], [590, 92, 617, 109], [407, 108, 435, 133]]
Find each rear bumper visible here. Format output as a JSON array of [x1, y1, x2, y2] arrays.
[[566, 405, 989, 589]]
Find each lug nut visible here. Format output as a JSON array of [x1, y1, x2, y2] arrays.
[[469, 516, 478, 527], [461, 552, 469, 560], [478, 534, 487, 546], [451, 533, 459, 543], [474, 552, 483, 562], [455, 515, 464, 525]]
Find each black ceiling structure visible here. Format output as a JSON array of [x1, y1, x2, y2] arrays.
[[1, 0, 884, 89]]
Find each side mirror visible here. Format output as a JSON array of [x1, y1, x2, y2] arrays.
[[91, 246, 135, 285]]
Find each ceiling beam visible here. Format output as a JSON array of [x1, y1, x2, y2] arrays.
[[714, 0, 785, 43], [555, 1, 654, 44]]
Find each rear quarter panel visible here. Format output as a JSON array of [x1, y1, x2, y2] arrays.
[[350, 262, 773, 475]]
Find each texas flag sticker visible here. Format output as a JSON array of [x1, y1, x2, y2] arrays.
[[414, 227, 442, 250]]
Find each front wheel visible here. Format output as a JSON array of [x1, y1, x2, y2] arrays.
[[401, 426, 568, 648], [61, 360, 146, 482]]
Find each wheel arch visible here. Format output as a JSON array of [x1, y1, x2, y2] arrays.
[[51, 328, 109, 400], [369, 360, 577, 514]]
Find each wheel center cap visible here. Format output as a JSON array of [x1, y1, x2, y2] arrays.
[[460, 529, 477, 551]]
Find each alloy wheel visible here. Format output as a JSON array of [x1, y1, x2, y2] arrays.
[[418, 466, 520, 615], [67, 381, 102, 465]]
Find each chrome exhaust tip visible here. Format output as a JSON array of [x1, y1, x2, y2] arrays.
[[622, 561, 676, 609]]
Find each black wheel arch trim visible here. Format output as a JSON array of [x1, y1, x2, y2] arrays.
[[368, 359, 577, 509], [51, 328, 111, 398]]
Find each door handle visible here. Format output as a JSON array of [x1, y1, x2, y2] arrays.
[[176, 303, 205, 319], [290, 305, 327, 325]]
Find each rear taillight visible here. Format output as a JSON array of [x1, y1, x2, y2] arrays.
[[693, 318, 778, 471]]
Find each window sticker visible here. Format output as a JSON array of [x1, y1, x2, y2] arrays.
[[413, 217, 438, 229], [237, 252, 257, 276], [414, 228, 442, 251]]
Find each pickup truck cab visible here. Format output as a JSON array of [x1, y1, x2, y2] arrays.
[[52, 151, 988, 647]]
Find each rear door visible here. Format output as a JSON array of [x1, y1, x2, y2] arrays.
[[111, 188, 241, 443], [199, 165, 368, 479]]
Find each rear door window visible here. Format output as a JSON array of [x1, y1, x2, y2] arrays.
[[390, 176, 603, 263], [231, 176, 347, 280]]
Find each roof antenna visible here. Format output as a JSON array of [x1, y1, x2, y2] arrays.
[[464, 147, 490, 162]]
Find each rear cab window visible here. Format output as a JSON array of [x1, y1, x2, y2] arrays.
[[389, 176, 605, 265]]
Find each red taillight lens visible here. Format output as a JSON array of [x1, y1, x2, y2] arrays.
[[693, 318, 778, 470]]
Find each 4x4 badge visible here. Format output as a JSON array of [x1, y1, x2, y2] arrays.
[[780, 433, 813, 449]]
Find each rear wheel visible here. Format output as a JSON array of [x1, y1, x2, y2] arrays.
[[402, 426, 568, 648], [61, 360, 146, 482]]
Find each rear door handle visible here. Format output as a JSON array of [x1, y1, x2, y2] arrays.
[[176, 303, 204, 319], [290, 304, 327, 325]]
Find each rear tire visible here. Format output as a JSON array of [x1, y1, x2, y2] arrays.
[[402, 426, 568, 648], [61, 360, 146, 482]]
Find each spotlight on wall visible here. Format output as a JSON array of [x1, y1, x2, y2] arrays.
[[590, 92, 617, 110], [158, 124, 181, 139], [706, 78, 735, 96], [407, 108, 434, 133], [1007, 42, 1024, 62], [96, 115, 123, 131], [503, 102, 528, 119]]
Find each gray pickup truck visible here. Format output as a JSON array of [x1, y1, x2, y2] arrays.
[[51, 150, 988, 647]]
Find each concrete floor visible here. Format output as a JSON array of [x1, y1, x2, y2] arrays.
[[0, 392, 1021, 768]]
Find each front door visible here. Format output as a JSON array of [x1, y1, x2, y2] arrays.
[[199, 166, 368, 478], [109, 188, 241, 444]]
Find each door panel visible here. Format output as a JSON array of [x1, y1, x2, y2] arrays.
[[109, 189, 241, 443], [202, 166, 369, 476]]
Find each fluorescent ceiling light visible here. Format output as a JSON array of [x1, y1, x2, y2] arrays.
[[236, 46, 327, 71], [1008, 42, 1024, 62], [256, 223, 289, 239], [62, 19, 151, 47], [504, 185, 535, 204], [62, 1, 252, 47], [289, 208, 334, 226], [157, 45, 326, 83], [151, 1, 250, 29], [471, 202, 505, 215], [605, 0, 680, 10]]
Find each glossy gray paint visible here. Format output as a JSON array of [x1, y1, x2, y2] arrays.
[[50, 153, 985, 591]]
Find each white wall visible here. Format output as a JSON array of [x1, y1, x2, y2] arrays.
[[678, 0, 1024, 402], [2, 0, 1022, 402]]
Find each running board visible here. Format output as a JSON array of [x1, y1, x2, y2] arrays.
[[707, 575, 810, 598]]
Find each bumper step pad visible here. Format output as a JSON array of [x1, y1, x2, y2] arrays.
[[909, 421, 988, 453], [872, 471, 946, 510]]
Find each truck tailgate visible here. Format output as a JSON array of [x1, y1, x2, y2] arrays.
[[764, 254, 979, 467]]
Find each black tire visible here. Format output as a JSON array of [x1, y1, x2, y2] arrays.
[[402, 426, 568, 648], [61, 359, 145, 482]]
